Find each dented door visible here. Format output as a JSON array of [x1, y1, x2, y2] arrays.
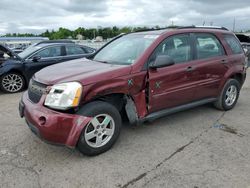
[[147, 34, 197, 113], [148, 62, 197, 113]]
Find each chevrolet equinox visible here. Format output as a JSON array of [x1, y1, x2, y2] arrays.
[[19, 26, 247, 156]]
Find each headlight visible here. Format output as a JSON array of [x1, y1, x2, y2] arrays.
[[44, 82, 82, 110]]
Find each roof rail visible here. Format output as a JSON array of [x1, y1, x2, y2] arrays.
[[132, 28, 167, 33], [133, 27, 178, 33], [178, 25, 229, 31], [35, 40, 74, 46]]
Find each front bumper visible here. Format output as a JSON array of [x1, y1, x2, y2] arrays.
[[19, 91, 91, 148]]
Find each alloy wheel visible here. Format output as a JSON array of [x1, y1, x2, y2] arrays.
[[84, 114, 115, 148], [225, 85, 237, 106], [2, 74, 24, 93]]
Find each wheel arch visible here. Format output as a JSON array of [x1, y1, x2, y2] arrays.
[[80, 93, 141, 125], [230, 73, 245, 87], [219, 70, 246, 94]]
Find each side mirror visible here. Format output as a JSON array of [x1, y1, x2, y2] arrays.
[[149, 55, 175, 69], [32, 56, 41, 62]]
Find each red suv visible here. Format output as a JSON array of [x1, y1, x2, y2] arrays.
[[19, 26, 247, 156]]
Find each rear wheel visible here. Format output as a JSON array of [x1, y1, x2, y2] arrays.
[[0, 72, 25, 93], [214, 79, 240, 111], [77, 101, 122, 156]]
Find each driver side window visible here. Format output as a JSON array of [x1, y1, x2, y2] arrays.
[[149, 34, 192, 65], [34, 46, 61, 58]]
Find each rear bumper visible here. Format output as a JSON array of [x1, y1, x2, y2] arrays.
[[19, 91, 91, 148]]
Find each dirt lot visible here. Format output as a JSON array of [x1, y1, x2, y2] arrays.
[[0, 70, 250, 188]]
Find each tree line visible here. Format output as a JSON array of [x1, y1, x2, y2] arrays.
[[4, 26, 246, 40], [2, 26, 170, 40]]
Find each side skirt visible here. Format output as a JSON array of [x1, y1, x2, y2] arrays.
[[140, 98, 217, 123]]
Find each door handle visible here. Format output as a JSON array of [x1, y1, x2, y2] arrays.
[[221, 59, 228, 64], [186, 66, 195, 72]]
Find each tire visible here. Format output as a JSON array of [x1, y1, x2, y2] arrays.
[[214, 79, 240, 111], [77, 101, 122, 156], [0, 72, 25, 93]]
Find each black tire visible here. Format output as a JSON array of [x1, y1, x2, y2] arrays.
[[214, 79, 240, 111], [77, 101, 122, 156], [0, 72, 25, 93]]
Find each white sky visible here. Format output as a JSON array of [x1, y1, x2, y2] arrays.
[[0, 0, 250, 34]]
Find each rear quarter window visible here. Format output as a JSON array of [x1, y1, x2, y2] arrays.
[[224, 34, 243, 54]]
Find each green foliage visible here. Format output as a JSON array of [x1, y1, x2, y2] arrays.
[[4, 33, 37, 37], [2, 25, 169, 40]]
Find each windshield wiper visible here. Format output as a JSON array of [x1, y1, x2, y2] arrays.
[[94, 59, 110, 64], [94, 59, 129, 65]]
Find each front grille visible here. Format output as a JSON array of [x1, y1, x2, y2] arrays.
[[28, 79, 47, 103]]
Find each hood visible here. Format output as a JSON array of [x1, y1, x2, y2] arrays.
[[0, 45, 21, 60], [34, 58, 132, 85]]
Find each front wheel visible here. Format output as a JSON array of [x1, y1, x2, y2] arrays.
[[77, 101, 122, 156], [214, 79, 240, 111], [0, 72, 25, 93]]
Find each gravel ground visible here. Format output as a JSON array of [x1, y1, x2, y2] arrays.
[[0, 70, 249, 188]]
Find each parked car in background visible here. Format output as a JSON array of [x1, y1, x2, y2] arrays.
[[11, 46, 27, 54], [20, 26, 247, 156], [236, 33, 250, 66], [3, 41, 31, 54], [0, 41, 96, 93]]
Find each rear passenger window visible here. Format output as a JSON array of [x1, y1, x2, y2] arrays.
[[195, 33, 224, 59], [66, 45, 86, 55], [149, 34, 192, 64], [224, 34, 243, 54]]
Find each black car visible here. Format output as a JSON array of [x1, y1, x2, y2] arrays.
[[0, 41, 96, 93], [236, 34, 250, 66]]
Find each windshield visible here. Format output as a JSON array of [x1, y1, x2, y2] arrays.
[[18, 44, 41, 59], [93, 34, 158, 65]]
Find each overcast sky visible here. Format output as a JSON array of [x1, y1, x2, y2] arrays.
[[0, 0, 250, 34]]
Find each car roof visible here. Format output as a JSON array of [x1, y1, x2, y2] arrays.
[[130, 26, 232, 36], [132, 29, 176, 35], [35, 40, 74, 45], [34, 43, 95, 50], [35, 42, 78, 47]]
